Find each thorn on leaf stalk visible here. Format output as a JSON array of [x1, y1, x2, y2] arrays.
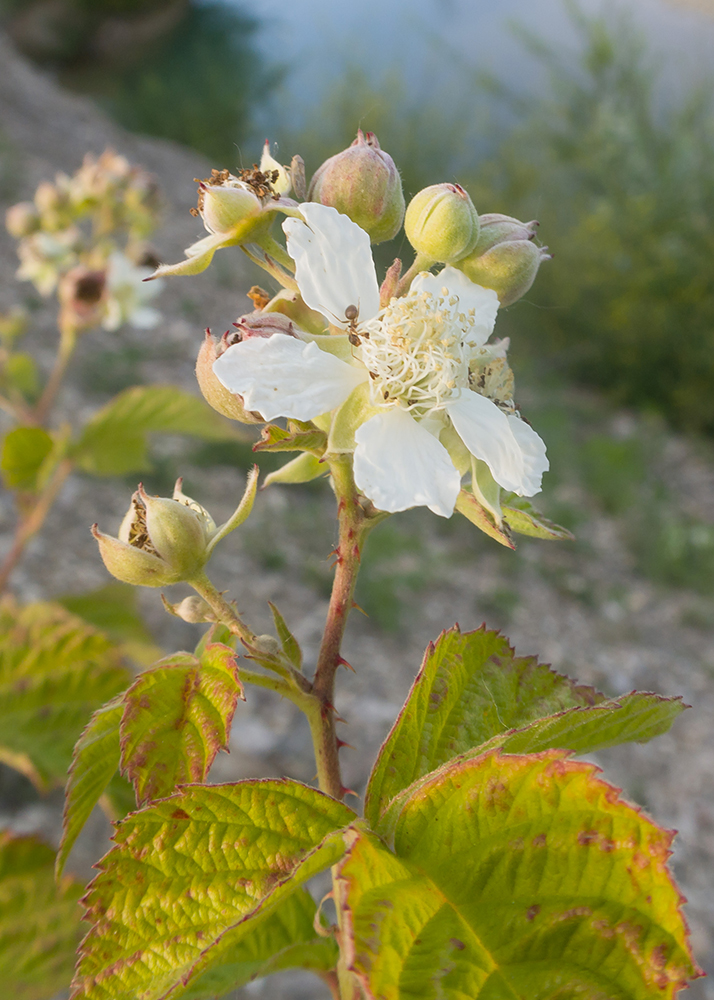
[[336, 738, 355, 750], [351, 601, 368, 616], [337, 655, 355, 672], [341, 786, 359, 799]]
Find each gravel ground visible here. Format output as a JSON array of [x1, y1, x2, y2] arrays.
[[0, 34, 712, 999]]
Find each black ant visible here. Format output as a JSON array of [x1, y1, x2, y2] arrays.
[[345, 304, 369, 347]]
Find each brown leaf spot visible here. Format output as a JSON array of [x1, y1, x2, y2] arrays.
[[450, 938, 466, 951], [483, 777, 512, 812], [532, 833, 546, 848], [556, 906, 593, 922], [171, 808, 190, 820], [526, 905, 540, 921], [632, 850, 651, 870], [592, 919, 615, 939]]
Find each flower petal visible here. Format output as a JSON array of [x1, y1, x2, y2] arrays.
[[283, 203, 380, 326], [354, 407, 462, 517], [213, 333, 367, 422], [506, 413, 549, 495], [413, 266, 499, 346], [446, 390, 546, 496]]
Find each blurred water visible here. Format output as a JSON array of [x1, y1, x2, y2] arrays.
[[213, 0, 714, 125]]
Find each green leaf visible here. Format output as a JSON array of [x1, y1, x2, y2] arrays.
[[1, 352, 40, 401], [454, 489, 515, 549], [56, 696, 124, 878], [119, 644, 244, 806], [73, 385, 239, 476], [341, 752, 701, 999], [1, 426, 53, 490], [269, 602, 302, 670], [503, 494, 575, 541], [59, 582, 162, 666], [263, 451, 327, 487], [253, 420, 327, 454], [492, 691, 686, 756], [0, 597, 131, 789], [365, 626, 601, 828], [73, 780, 356, 1000], [0, 832, 84, 1000], [178, 890, 338, 999]]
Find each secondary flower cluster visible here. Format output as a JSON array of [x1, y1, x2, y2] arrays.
[[5, 149, 163, 334]]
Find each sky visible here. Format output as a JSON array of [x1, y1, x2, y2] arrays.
[[216, 0, 714, 125]]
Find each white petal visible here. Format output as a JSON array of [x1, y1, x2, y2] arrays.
[[446, 390, 546, 496], [283, 204, 380, 327], [354, 407, 461, 518], [212, 333, 367, 422], [506, 413, 549, 495], [413, 266, 499, 346]]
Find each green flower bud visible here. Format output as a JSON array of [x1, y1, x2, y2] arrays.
[[404, 183, 479, 263], [470, 213, 539, 257], [92, 471, 259, 587], [308, 130, 405, 244], [5, 202, 41, 239], [195, 330, 264, 424], [162, 595, 214, 623], [457, 240, 552, 308]]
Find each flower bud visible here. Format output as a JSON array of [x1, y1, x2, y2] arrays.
[[457, 240, 551, 307], [92, 484, 210, 588], [470, 213, 539, 257], [5, 202, 40, 239], [162, 595, 214, 623], [404, 183, 480, 263], [308, 130, 405, 244], [195, 330, 264, 423]]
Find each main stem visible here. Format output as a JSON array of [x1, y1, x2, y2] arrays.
[[309, 456, 366, 801]]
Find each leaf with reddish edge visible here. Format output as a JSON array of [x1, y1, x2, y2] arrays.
[[71, 780, 356, 1000], [119, 643, 243, 806], [365, 625, 602, 828], [253, 420, 327, 454], [454, 490, 515, 549], [0, 832, 84, 1000], [340, 751, 701, 999]]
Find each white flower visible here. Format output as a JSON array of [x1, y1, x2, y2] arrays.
[[102, 252, 162, 331], [213, 203, 548, 518]]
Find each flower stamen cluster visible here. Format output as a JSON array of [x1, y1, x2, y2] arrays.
[[359, 286, 483, 417]]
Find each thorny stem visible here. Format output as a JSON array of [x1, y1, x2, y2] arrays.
[[308, 456, 369, 801], [189, 571, 257, 649], [0, 458, 73, 594]]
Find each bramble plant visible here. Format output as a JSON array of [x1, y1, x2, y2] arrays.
[[0, 135, 703, 999]]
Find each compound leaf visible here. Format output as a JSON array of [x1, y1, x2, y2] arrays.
[[119, 644, 244, 806], [0, 832, 84, 1000], [72, 780, 356, 1000], [0, 596, 130, 789], [342, 751, 700, 999]]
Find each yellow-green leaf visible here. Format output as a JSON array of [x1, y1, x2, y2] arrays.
[[1, 426, 53, 490], [0, 597, 130, 789], [0, 832, 84, 1000], [72, 781, 356, 1000], [342, 752, 701, 999]]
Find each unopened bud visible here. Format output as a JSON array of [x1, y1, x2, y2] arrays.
[[5, 202, 40, 239], [470, 213, 539, 257], [196, 330, 264, 423], [162, 595, 214, 623], [308, 130, 405, 244], [260, 141, 292, 195], [198, 179, 264, 236], [404, 183, 479, 263], [457, 240, 551, 307], [253, 634, 281, 657]]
